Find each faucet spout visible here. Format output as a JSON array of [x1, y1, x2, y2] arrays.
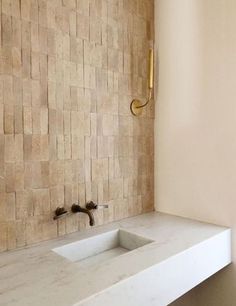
[[71, 204, 95, 226]]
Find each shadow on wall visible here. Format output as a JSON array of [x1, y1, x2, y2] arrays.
[[170, 265, 235, 306]]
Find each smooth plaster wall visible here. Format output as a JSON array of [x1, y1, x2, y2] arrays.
[[155, 0, 236, 305]]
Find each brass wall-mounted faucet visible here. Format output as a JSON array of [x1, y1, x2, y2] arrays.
[[130, 48, 154, 116], [53, 205, 95, 226], [53, 202, 108, 225]]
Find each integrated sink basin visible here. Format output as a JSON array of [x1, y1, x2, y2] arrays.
[[53, 229, 154, 265]]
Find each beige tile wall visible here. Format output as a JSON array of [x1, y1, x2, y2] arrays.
[[0, 0, 154, 252]]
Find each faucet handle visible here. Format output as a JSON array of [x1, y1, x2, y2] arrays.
[[86, 201, 108, 210], [53, 207, 69, 220], [86, 201, 97, 210]]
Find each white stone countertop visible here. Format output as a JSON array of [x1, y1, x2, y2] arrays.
[[0, 212, 231, 306]]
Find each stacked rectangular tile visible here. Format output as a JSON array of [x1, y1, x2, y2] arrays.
[[0, 0, 154, 252]]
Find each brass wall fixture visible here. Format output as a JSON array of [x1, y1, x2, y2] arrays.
[[53, 207, 69, 220], [130, 48, 154, 116], [86, 201, 109, 210], [71, 203, 95, 226]]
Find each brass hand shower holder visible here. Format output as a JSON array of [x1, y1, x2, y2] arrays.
[[130, 49, 154, 116]]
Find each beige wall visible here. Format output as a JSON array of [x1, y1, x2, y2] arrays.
[[0, 0, 154, 252], [155, 0, 236, 305]]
